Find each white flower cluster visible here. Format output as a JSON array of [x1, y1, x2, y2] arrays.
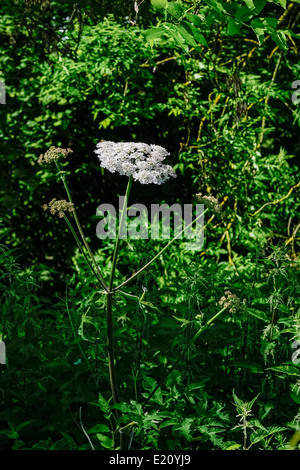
[[218, 291, 247, 314], [94, 141, 176, 185], [196, 193, 222, 214]]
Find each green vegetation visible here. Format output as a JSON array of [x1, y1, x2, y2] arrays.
[[0, 0, 300, 451]]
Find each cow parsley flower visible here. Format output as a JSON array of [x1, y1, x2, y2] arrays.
[[196, 193, 222, 214], [94, 141, 176, 185], [218, 291, 247, 314], [38, 146, 73, 165], [42, 198, 75, 218]]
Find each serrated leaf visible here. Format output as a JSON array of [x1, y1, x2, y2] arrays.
[[225, 443, 242, 450], [247, 308, 269, 323], [268, 364, 300, 376]]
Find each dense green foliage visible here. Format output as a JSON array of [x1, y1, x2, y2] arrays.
[[0, 0, 300, 450]]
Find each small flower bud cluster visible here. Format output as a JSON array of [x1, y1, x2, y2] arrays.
[[196, 193, 222, 214], [218, 291, 247, 314], [25, 0, 50, 8], [38, 146, 73, 165], [94, 141, 176, 185], [42, 199, 75, 218]]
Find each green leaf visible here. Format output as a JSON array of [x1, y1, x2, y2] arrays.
[[247, 307, 269, 323], [143, 25, 167, 42], [185, 13, 205, 27], [204, 0, 228, 14], [164, 24, 189, 51], [276, 0, 287, 7], [224, 442, 242, 450], [150, 0, 168, 9], [176, 22, 199, 48], [268, 364, 300, 376], [243, 0, 256, 9], [186, 22, 209, 47], [88, 424, 110, 434], [96, 433, 114, 449], [251, 18, 265, 44], [227, 17, 242, 36], [264, 17, 278, 29], [235, 1, 266, 21], [270, 30, 288, 50], [167, 1, 186, 18], [290, 385, 300, 404]]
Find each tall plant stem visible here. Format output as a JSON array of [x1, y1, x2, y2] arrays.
[[63, 215, 100, 282], [106, 176, 133, 450], [109, 175, 133, 291], [106, 176, 133, 405], [106, 292, 119, 407], [55, 161, 108, 292]]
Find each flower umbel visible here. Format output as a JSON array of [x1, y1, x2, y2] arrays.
[[196, 193, 222, 214], [218, 291, 247, 314], [42, 199, 75, 218], [38, 146, 73, 165], [94, 141, 176, 184]]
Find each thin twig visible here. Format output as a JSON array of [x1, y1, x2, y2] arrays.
[[250, 181, 300, 216], [79, 406, 95, 450]]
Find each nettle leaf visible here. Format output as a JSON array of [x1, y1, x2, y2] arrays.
[[268, 364, 300, 376], [174, 418, 194, 440]]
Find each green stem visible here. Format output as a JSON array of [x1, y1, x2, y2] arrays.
[[109, 175, 133, 291], [105, 176, 133, 399], [63, 215, 100, 283], [113, 207, 208, 292], [106, 176, 133, 450], [106, 292, 119, 407], [55, 161, 108, 292]]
